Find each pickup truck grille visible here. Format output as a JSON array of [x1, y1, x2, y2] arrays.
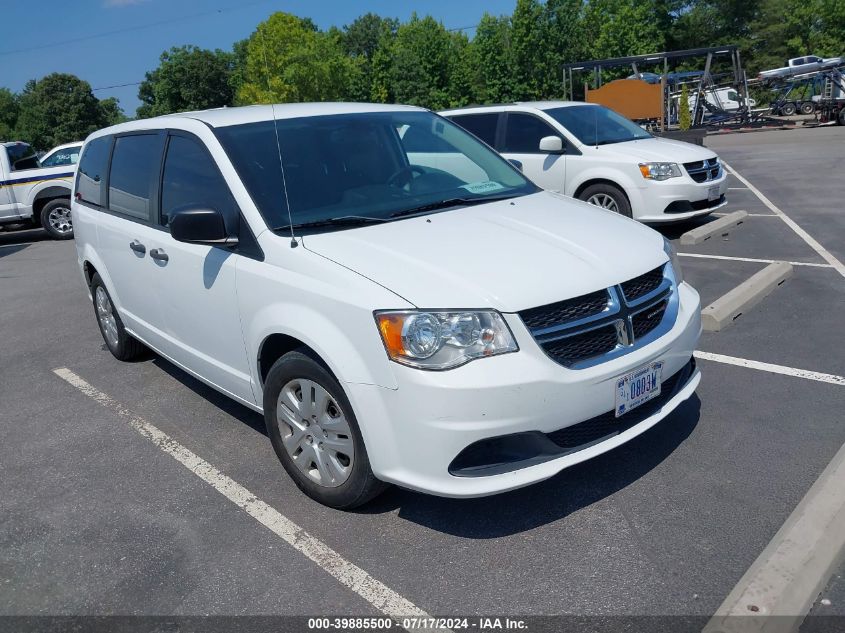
[[683, 157, 721, 183], [518, 264, 675, 369]]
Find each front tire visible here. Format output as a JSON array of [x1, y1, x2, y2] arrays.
[[40, 199, 74, 240], [263, 350, 388, 509], [578, 183, 633, 218], [90, 273, 145, 361], [780, 102, 797, 116], [799, 101, 815, 115]]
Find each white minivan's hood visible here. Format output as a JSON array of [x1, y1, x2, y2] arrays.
[[592, 137, 716, 163], [303, 192, 666, 312]]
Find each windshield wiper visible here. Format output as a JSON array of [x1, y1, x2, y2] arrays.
[[273, 215, 389, 232], [390, 194, 520, 219]]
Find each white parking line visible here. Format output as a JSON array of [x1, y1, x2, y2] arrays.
[[721, 162, 845, 279], [694, 351, 845, 386], [52, 367, 450, 632], [679, 253, 833, 269]]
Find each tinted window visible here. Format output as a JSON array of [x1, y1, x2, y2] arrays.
[[7, 143, 39, 171], [42, 146, 81, 167], [399, 125, 456, 153], [545, 105, 652, 145], [161, 135, 237, 229], [502, 113, 559, 153], [448, 113, 498, 146], [108, 134, 163, 221], [76, 137, 112, 207]]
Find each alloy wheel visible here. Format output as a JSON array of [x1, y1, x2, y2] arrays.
[[47, 206, 73, 234]]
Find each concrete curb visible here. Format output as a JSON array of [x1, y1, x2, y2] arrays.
[[703, 440, 845, 633], [681, 210, 748, 245], [701, 261, 793, 332]]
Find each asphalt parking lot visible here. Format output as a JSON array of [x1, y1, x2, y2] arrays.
[[1, 126, 843, 631]]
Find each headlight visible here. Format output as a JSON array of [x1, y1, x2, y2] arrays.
[[375, 310, 518, 370], [663, 237, 684, 284], [639, 162, 682, 181]]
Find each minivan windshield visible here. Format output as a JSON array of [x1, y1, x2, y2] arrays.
[[545, 105, 652, 146], [215, 110, 537, 233]]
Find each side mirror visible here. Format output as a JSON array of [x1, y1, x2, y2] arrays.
[[169, 207, 238, 246], [539, 135, 564, 153], [508, 158, 524, 172]]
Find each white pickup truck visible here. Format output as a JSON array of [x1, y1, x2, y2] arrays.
[[0, 141, 75, 239]]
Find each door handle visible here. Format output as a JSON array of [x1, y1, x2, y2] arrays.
[[129, 240, 146, 255], [149, 248, 169, 263]]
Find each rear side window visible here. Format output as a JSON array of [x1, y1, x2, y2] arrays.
[[160, 135, 238, 230], [7, 143, 39, 171], [448, 113, 498, 147], [502, 113, 558, 153], [108, 134, 164, 222], [76, 137, 112, 207]]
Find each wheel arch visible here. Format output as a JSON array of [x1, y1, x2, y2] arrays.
[[31, 184, 72, 216]]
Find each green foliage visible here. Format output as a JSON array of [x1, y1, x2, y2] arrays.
[[0, 88, 19, 140], [13, 74, 121, 151], [679, 84, 692, 130], [137, 45, 235, 118], [341, 13, 399, 101], [389, 14, 455, 109], [236, 12, 357, 104]]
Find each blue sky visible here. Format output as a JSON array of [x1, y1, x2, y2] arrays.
[[0, 0, 517, 116]]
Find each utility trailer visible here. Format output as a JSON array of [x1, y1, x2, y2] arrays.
[[754, 65, 845, 125]]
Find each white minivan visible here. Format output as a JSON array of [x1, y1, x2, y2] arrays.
[[72, 103, 701, 508], [441, 102, 728, 222]]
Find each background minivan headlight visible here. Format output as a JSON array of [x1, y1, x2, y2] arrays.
[[639, 162, 682, 181], [663, 237, 684, 284], [375, 310, 518, 370]]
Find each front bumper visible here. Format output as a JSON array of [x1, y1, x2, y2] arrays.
[[345, 282, 702, 497], [632, 172, 729, 223]]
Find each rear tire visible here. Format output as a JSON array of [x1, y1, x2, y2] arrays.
[[40, 199, 74, 240], [90, 273, 146, 361], [799, 101, 815, 115], [780, 102, 797, 116], [263, 350, 388, 509], [838, 109, 845, 126], [578, 183, 633, 218]]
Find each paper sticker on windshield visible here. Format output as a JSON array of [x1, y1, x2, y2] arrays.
[[461, 181, 506, 195]]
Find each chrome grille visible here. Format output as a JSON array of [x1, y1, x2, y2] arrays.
[[519, 264, 675, 369], [683, 157, 721, 183]]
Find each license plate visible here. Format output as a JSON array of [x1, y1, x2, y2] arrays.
[[615, 361, 663, 418], [708, 185, 720, 201]]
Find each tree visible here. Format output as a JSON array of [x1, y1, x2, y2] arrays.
[[679, 84, 692, 130], [342, 13, 399, 101], [582, 0, 666, 62], [389, 14, 454, 109], [236, 12, 357, 104], [137, 45, 235, 118], [99, 97, 128, 126], [13, 74, 114, 151], [472, 13, 516, 103], [510, 0, 547, 99], [0, 88, 19, 140]]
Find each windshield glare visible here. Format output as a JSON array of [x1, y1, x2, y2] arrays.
[[546, 105, 652, 146], [214, 111, 536, 231]]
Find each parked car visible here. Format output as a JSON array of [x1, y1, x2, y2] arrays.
[[40, 141, 83, 168], [72, 103, 702, 508], [0, 141, 75, 238], [441, 102, 728, 223]]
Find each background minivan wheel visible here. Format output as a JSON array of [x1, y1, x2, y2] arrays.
[[579, 183, 633, 218], [263, 350, 388, 509], [90, 273, 146, 361], [40, 199, 74, 240]]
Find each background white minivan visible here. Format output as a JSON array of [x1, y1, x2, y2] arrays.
[[442, 101, 728, 223]]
